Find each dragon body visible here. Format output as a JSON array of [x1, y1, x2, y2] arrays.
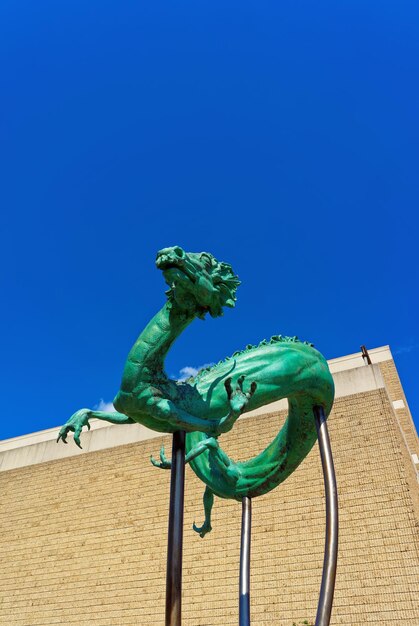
[[58, 247, 334, 536]]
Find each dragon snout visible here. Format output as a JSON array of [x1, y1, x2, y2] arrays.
[[156, 246, 186, 269]]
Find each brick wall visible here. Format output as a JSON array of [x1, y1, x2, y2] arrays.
[[0, 386, 418, 625], [378, 359, 419, 457]]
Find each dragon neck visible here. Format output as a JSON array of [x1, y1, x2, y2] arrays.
[[129, 300, 195, 375]]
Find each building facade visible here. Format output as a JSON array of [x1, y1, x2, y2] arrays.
[[0, 346, 418, 625]]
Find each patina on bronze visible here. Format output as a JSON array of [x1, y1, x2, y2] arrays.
[[58, 246, 337, 626]]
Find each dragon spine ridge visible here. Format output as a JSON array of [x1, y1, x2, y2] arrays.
[[190, 335, 314, 382]]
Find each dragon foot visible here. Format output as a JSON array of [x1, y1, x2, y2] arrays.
[[193, 520, 212, 538], [56, 409, 92, 449], [217, 375, 257, 433], [150, 445, 171, 469], [193, 486, 214, 538], [150, 436, 220, 471], [225, 375, 257, 412]]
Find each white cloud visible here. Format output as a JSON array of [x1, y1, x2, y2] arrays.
[[178, 363, 214, 381], [94, 399, 115, 412], [394, 344, 419, 355]]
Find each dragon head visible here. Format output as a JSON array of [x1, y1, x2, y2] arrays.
[[156, 246, 240, 318]]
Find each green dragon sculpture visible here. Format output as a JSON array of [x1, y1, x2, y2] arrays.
[[57, 247, 334, 537]]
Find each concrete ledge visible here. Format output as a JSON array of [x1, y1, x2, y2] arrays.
[[328, 345, 391, 373], [333, 362, 384, 397], [0, 422, 159, 472]]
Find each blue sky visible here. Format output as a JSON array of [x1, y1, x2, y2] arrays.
[[1, 1, 418, 440]]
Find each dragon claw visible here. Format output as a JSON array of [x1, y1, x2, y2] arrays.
[[57, 409, 92, 448], [57, 426, 69, 444], [247, 381, 257, 398], [150, 455, 159, 467], [225, 375, 257, 414], [150, 445, 171, 469], [224, 377, 233, 399], [192, 520, 212, 538], [218, 376, 258, 433]]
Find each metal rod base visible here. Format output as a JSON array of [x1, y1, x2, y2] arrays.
[[166, 430, 186, 626], [239, 496, 252, 626], [314, 406, 339, 626]]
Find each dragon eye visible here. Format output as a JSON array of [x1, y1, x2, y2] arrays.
[[173, 246, 185, 258], [201, 254, 212, 272]]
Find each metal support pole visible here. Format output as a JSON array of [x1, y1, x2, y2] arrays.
[[239, 496, 252, 626], [166, 430, 186, 626], [314, 406, 339, 626]]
